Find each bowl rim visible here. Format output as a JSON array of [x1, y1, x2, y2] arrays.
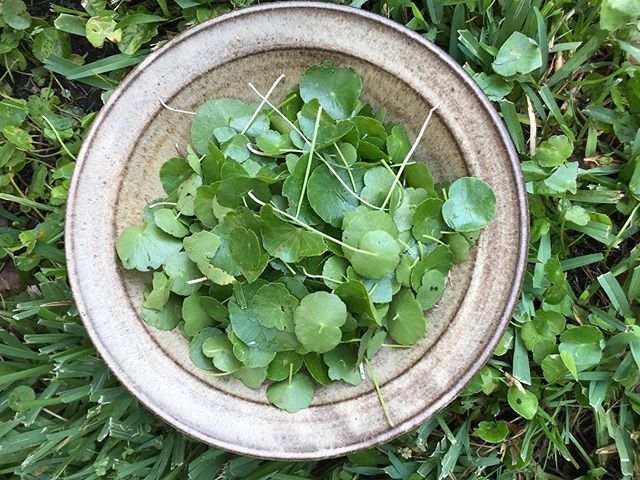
[[66, 1, 529, 459]]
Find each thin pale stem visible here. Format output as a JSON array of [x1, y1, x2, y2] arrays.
[[249, 83, 309, 143], [334, 143, 357, 190], [422, 234, 447, 246], [526, 95, 537, 157], [296, 106, 322, 217], [241, 74, 285, 135], [318, 154, 381, 210], [159, 98, 196, 115], [606, 201, 639, 258], [147, 201, 177, 208], [282, 262, 298, 276], [246, 191, 376, 256], [380, 105, 439, 209], [42, 115, 77, 160], [364, 357, 394, 427], [246, 144, 303, 157], [187, 277, 208, 285], [300, 267, 343, 285]]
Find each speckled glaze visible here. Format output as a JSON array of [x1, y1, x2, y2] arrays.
[[66, 2, 528, 460]]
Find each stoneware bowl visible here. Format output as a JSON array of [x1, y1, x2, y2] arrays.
[[66, 2, 528, 460]]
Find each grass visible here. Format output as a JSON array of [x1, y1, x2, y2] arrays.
[[0, 0, 639, 478]]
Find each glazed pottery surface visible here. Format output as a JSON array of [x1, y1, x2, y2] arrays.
[[66, 2, 528, 460]]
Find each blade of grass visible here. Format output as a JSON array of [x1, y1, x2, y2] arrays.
[[547, 30, 608, 87]]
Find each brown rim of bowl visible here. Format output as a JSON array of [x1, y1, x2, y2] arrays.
[[66, 1, 529, 458]]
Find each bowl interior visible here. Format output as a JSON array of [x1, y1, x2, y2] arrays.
[[67, 3, 526, 460], [117, 49, 471, 404]]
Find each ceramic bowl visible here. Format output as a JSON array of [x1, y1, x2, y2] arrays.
[[66, 2, 528, 460]]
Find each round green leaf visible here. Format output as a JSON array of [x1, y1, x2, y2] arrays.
[[475, 420, 509, 443], [322, 256, 349, 289], [228, 298, 298, 353], [191, 98, 252, 154], [294, 292, 347, 353], [260, 206, 326, 263], [412, 198, 445, 242], [392, 187, 430, 232], [446, 233, 471, 264], [416, 269, 447, 310], [234, 366, 268, 389], [323, 344, 362, 386], [182, 293, 215, 337], [164, 252, 201, 296], [141, 296, 181, 331], [32, 28, 70, 63], [404, 162, 435, 191], [299, 62, 363, 120], [215, 176, 271, 209], [2, 0, 31, 30], [308, 164, 362, 227], [229, 331, 276, 368], [492, 32, 542, 77], [252, 283, 299, 331], [143, 272, 171, 311], [159, 158, 192, 194], [303, 353, 333, 386], [387, 125, 411, 163], [202, 335, 242, 373], [266, 351, 303, 381], [86, 16, 121, 48], [350, 230, 401, 279], [153, 208, 189, 238], [342, 208, 398, 260], [228, 226, 268, 283], [190, 328, 222, 370], [507, 386, 538, 420], [442, 177, 496, 232], [266, 373, 315, 412], [334, 280, 377, 321], [387, 288, 426, 345], [360, 166, 396, 207], [410, 245, 454, 290], [116, 223, 182, 271], [533, 135, 573, 167]]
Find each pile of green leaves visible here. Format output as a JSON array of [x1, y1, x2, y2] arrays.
[[1, 0, 640, 478], [115, 62, 496, 412]]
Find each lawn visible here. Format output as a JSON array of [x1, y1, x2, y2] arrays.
[[0, 0, 639, 478]]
